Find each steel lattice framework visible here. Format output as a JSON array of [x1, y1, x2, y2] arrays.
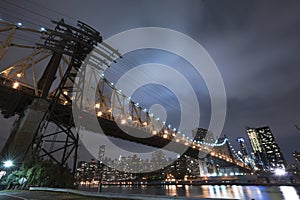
[[0, 19, 252, 173]]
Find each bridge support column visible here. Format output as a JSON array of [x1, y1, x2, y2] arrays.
[[1, 98, 49, 164], [198, 159, 208, 177], [212, 162, 217, 175]]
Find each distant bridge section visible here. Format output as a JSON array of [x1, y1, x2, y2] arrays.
[[0, 19, 252, 173]]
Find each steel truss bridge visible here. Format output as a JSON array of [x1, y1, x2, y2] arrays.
[[0, 19, 252, 174]]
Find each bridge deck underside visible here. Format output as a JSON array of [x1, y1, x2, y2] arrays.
[[0, 79, 249, 171], [0, 77, 35, 118]]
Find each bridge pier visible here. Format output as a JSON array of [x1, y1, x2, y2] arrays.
[[198, 159, 208, 177], [1, 98, 49, 164]]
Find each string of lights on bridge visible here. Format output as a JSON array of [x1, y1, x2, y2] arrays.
[[0, 18, 248, 169], [93, 73, 247, 168]]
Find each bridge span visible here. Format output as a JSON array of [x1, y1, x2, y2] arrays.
[[0, 18, 252, 173]]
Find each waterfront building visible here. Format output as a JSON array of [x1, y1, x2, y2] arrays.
[[293, 151, 300, 169], [98, 145, 105, 160], [76, 161, 89, 182], [246, 126, 285, 171], [293, 151, 300, 164]]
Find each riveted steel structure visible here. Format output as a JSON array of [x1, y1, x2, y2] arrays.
[[0, 19, 253, 173]]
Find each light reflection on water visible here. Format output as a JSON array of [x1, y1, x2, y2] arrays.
[[280, 186, 300, 200], [83, 184, 300, 199]]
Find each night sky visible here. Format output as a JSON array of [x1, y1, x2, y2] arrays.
[[0, 0, 300, 162]]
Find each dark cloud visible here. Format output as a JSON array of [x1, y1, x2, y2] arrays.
[[0, 0, 300, 162]]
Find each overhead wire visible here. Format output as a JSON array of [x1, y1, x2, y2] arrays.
[[2, 0, 52, 21], [93, 50, 183, 129], [0, 2, 190, 157], [106, 54, 184, 127], [5, 0, 186, 100], [18, 0, 184, 116], [0, 3, 200, 158], [0, 2, 53, 28], [0, 29, 41, 47], [109, 52, 185, 108], [26, 0, 76, 22], [102, 48, 187, 118], [0, 1, 187, 130]]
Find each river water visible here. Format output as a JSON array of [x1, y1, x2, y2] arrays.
[[82, 185, 300, 199]]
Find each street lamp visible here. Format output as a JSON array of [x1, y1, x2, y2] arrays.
[[3, 160, 13, 168]]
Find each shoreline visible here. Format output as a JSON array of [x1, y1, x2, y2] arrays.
[[95, 182, 300, 187], [78, 179, 300, 188]]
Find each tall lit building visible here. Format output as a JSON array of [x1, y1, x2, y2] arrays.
[[236, 137, 257, 170], [246, 126, 285, 171], [192, 128, 215, 144], [293, 151, 300, 167], [98, 145, 105, 161], [236, 137, 248, 157]]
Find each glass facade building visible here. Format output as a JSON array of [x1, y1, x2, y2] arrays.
[[246, 126, 285, 171]]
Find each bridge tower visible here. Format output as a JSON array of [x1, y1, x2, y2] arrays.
[[0, 19, 103, 172], [0, 19, 252, 174]]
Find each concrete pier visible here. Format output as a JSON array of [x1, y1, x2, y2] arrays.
[[1, 98, 49, 163]]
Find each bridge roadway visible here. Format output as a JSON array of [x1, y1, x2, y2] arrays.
[[0, 76, 243, 169]]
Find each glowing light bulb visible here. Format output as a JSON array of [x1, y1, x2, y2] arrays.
[[97, 111, 102, 117], [12, 81, 20, 89]]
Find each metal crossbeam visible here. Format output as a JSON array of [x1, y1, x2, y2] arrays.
[[0, 19, 252, 173]]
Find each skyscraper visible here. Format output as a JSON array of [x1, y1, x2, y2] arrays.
[[246, 126, 285, 171], [236, 137, 249, 157], [236, 137, 257, 170], [293, 151, 300, 167], [192, 128, 215, 144]]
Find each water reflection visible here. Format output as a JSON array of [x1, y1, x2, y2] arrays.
[[81, 184, 300, 200], [185, 185, 190, 197], [202, 185, 300, 200], [206, 185, 244, 199], [280, 186, 300, 200], [166, 185, 177, 196]]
